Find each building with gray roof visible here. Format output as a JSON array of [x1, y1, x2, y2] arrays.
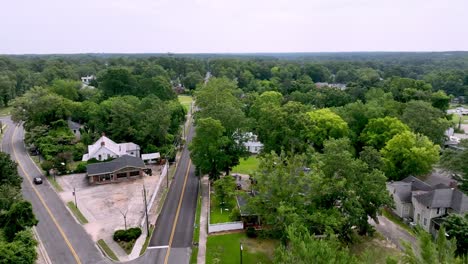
[[86, 155, 146, 184]]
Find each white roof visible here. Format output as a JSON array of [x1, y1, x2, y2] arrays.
[[142, 153, 160, 160], [88, 136, 120, 158]]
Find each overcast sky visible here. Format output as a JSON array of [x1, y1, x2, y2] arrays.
[[0, 0, 467, 54]]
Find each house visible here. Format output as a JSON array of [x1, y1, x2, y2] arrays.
[[86, 155, 146, 184], [243, 133, 263, 154], [315, 82, 347, 90], [387, 176, 468, 235], [81, 75, 95, 85], [67, 119, 83, 140], [82, 134, 141, 161], [141, 152, 161, 164]]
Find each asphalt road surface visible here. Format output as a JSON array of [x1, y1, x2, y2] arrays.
[[1, 116, 198, 264]]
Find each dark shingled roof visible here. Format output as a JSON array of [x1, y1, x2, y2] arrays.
[[401, 176, 433, 191], [414, 189, 454, 208], [86, 155, 145, 176]]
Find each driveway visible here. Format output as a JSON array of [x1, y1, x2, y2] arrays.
[[370, 215, 417, 252]]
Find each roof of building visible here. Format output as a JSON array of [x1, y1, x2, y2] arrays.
[[86, 155, 145, 176], [389, 176, 433, 203], [83, 135, 140, 161], [141, 153, 160, 160], [67, 119, 82, 131], [413, 188, 468, 213], [451, 189, 468, 213]]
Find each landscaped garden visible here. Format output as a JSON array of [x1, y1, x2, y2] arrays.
[[206, 233, 277, 264], [113, 227, 142, 254]]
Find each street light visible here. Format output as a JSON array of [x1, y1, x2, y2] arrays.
[[240, 243, 243, 264]]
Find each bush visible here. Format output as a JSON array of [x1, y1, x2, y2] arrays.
[[230, 207, 241, 221], [75, 162, 87, 173], [41, 160, 54, 175], [113, 227, 142, 242], [246, 226, 257, 238]]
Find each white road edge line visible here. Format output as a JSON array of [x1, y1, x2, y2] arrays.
[[33, 226, 53, 264], [147, 245, 169, 249]]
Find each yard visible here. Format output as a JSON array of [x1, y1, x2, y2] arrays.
[[210, 193, 236, 224], [232, 156, 259, 175], [206, 233, 277, 264], [178, 95, 193, 112], [0, 106, 12, 116], [350, 234, 402, 263], [450, 113, 468, 125]]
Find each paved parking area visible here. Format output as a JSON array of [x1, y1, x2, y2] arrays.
[[56, 165, 162, 243]]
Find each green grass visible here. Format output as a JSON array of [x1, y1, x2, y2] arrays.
[[0, 123, 6, 143], [97, 239, 119, 261], [139, 225, 155, 256], [0, 106, 12, 116], [350, 235, 402, 263], [206, 233, 277, 264], [178, 95, 193, 112], [210, 194, 236, 224], [190, 188, 203, 263], [382, 208, 415, 235], [450, 113, 468, 125], [67, 201, 88, 224], [47, 175, 64, 192], [232, 156, 259, 175]]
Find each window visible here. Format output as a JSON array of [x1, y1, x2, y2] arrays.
[[437, 208, 440, 214], [417, 213, 420, 223], [129, 171, 140, 177], [424, 218, 427, 226], [98, 154, 102, 160], [117, 173, 127, 178], [131, 152, 134, 155]]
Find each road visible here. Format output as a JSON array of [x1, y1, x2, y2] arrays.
[[0, 116, 198, 264]]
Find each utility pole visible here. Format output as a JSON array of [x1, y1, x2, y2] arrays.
[[143, 185, 150, 236], [73, 187, 77, 208]]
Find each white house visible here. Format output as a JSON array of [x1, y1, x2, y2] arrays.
[[81, 75, 95, 86], [82, 135, 141, 161], [243, 133, 263, 154]]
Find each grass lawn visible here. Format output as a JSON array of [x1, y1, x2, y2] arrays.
[[0, 106, 12, 116], [178, 95, 193, 112], [350, 234, 402, 263], [450, 113, 468, 125], [232, 156, 259, 175], [139, 225, 154, 255], [210, 193, 236, 224], [206, 233, 277, 264], [97, 239, 119, 261], [382, 208, 415, 235], [67, 202, 88, 224]]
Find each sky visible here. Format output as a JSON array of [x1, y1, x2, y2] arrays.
[[0, 0, 467, 54]]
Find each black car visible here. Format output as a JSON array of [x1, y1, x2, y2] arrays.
[[33, 177, 43, 185]]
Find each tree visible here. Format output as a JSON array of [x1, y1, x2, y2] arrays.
[[401, 100, 451, 145], [1, 201, 38, 241], [189, 118, 230, 180], [138, 76, 176, 100], [440, 140, 468, 194], [444, 213, 468, 256], [0, 73, 16, 106], [48, 79, 80, 101], [182, 71, 203, 90], [381, 131, 440, 181], [213, 176, 236, 207], [98, 68, 137, 99], [0, 152, 22, 189], [274, 225, 359, 264], [360, 117, 410, 150], [306, 108, 349, 150], [402, 227, 461, 264], [0, 230, 37, 264]]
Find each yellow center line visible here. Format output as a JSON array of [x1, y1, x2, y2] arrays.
[[11, 125, 81, 264], [164, 159, 192, 264]]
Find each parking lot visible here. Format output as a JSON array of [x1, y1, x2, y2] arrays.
[[56, 165, 162, 243]]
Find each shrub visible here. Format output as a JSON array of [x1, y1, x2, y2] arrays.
[[246, 226, 257, 238], [230, 207, 241, 221], [41, 160, 54, 175], [113, 227, 142, 242], [75, 162, 87, 173]]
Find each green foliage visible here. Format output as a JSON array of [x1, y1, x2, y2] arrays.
[[381, 131, 440, 180], [0, 230, 38, 264], [75, 161, 87, 173], [401, 100, 451, 145], [48, 79, 80, 101], [443, 213, 468, 256], [189, 118, 230, 180], [113, 227, 142, 242], [274, 224, 359, 264], [360, 117, 410, 150], [440, 140, 468, 194], [1, 201, 38, 241], [306, 108, 349, 150], [98, 67, 138, 99], [213, 176, 237, 208], [246, 226, 257, 238], [0, 152, 22, 188]]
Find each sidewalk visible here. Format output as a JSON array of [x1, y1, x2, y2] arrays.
[[197, 176, 209, 264]]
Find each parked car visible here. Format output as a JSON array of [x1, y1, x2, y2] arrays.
[[33, 177, 43, 185]]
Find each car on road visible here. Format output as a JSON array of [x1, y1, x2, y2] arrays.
[[33, 177, 43, 185]]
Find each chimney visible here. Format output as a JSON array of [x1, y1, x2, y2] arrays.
[[102, 132, 106, 137]]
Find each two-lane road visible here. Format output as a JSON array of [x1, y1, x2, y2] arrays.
[[1, 116, 198, 264]]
